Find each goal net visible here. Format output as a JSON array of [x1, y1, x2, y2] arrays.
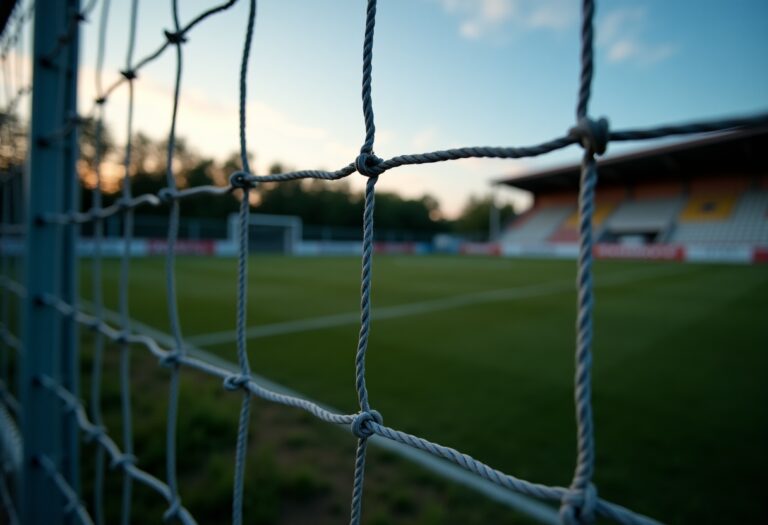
[[227, 213, 302, 255], [0, 0, 766, 524]]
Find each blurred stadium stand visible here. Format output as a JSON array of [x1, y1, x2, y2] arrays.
[[497, 126, 768, 262]]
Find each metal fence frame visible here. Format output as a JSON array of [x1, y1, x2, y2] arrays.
[[20, 1, 80, 524]]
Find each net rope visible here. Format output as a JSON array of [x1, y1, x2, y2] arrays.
[[1, 0, 767, 523], [0, 5, 31, 525]]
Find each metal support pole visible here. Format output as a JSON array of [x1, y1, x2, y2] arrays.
[[21, 1, 80, 524], [61, 0, 81, 503], [12, 174, 23, 394], [1, 179, 10, 387]]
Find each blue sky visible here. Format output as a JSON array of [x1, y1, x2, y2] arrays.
[[75, 0, 768, 216]]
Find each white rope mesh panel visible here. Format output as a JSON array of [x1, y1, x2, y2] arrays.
[[0, 0, 766, 524]]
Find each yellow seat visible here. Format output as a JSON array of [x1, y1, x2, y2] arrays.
[[679, 194, 737, 222], [563, 202, 618, 227]]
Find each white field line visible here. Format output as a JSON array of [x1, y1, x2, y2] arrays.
[[89, 264, 683, 523], [186, 264, 686, 348], [95, 305, 562, 524]]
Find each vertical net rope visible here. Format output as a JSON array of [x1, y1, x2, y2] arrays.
[[161, 0, 186, 520], [561, 2, 599, 523], [88, 1, 111, 523], [348, 2, 382, 523], [116, 1, 140, 523], [0, 3, 32, 525], [1, 0, 767, 524], [228, 2, 256, 524]]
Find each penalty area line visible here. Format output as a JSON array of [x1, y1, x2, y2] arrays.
[[185, 264, 686, 348]]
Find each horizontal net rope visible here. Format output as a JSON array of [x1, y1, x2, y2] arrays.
[[34, 288, 356, 422], [4, 271, 664, 525], [2, 0, 767, 523], [23, 283, 665, 525], [33, 109, 768, 224]]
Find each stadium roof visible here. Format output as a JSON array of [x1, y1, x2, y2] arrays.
[[495, 126, 768, 194]]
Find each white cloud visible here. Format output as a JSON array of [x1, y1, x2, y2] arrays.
[[607, 39, 638, 63], [435, 0, 516, 40], [433, 0, 576, 39], [598, 7, 644, 45], [433, 0, 676, 65], [598, 7, 677, 65], [526, 1, 577, 30]]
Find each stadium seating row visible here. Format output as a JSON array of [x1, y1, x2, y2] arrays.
[[501, 190, 768, 246]]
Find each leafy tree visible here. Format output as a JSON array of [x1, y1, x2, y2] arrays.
[[72, 125, 456, 234]]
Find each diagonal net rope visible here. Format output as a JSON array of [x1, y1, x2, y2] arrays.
[[1, 0, 767, 524]]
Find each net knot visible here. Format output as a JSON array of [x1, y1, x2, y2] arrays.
[[84, 425, 106, 443], [355, 152, 383, 177], [33, 293, 50, 307], [67, 112, 85, 127], [39, 56, 56, 70], [63, 397, 79, 414], [95, 96, 106, 105], [223, 374, 250, 392], [560, 483, 598, 525], [110, 453, 136, 470], [115, 330, 130, 344], [569, 117, 609, 156], [229, 171, 254, 190], [120, 69, 137, 81], [163, 498, 183, 522], [158, 187, 178, 203], [63, 500, 78, 515], [164, 30, 188, 45], [351, 409, 383, 439], [160, 351, 182, 368]]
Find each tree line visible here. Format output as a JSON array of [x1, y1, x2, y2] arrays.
[[4, 113, 516, 237]]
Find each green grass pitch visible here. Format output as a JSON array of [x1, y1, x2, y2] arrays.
[[78, 255, 767, 524]]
